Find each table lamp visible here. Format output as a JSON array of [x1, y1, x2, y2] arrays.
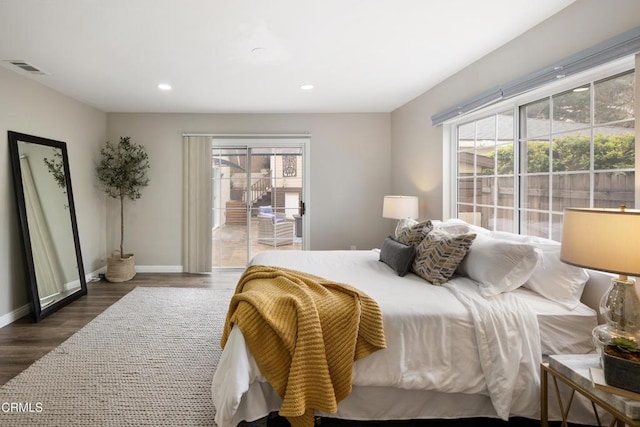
[[560, 207, 640, 348], [382, 195, 419, 237]]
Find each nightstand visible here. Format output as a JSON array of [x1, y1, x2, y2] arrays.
[[541, 354, 640, 426]]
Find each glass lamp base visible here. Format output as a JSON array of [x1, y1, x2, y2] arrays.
[[600, 277, 640, 341], [593, 324, 613, 355], [593, 277, 640, 364]]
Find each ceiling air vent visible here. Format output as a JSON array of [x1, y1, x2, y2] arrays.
[[3, 60, 49, 75]]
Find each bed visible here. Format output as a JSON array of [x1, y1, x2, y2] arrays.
[[212, 220, 605, 427]]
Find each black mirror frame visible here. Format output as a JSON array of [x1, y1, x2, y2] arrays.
[[8, 131, 87, 322]]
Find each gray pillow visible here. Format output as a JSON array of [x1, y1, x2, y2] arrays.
[[379, 236, 416, 276]]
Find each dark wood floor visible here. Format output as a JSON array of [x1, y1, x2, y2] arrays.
[[0, 272, 583, 427], [0, 272, 238, 386]]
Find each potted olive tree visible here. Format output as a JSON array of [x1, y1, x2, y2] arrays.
[[96, 136, 150, 282]]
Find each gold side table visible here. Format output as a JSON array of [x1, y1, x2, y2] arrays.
[[542, 354, 640, 427]]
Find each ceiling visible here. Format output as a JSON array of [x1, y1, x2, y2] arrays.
[[0, 0, 575, 114]]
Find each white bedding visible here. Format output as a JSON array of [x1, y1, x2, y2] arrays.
[[512, 287, 597, 356], [212, 250, 598, 427]]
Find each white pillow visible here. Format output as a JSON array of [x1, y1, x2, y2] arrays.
[[432, 218, 491, 236], [431, 219, 469, 235], [489, 231, 590, 309], [457, 233, 542, 297]]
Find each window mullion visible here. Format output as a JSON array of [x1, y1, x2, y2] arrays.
[[473, 121, 478, 221], [513, 105, 520, 234], [548, 95, 554, 239], [589, 81, 595, 208], [517, 107, 524, 235], [491, 114, 500, 230]]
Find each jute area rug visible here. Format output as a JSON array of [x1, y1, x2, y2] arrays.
[[0, 286, 234, 426]]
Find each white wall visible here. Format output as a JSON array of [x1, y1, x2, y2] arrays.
[[106, 113, 391, 268], [0, 66, 107, 322], [391, 0, 640, 220]]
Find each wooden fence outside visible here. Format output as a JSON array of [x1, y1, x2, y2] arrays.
[[458, 171, 634, 235]]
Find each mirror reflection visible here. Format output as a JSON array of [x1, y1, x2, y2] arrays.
[[9, 131, 86, 321]]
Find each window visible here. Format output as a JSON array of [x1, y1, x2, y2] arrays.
[[454, 69, 635, 240], [456, 111, 515, 232]]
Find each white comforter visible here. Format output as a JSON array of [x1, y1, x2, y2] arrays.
[[443, 280, 541, 419], [213, 250, 542, 426]]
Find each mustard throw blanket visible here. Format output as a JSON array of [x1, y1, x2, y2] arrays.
[[221, 265, 386, 427]]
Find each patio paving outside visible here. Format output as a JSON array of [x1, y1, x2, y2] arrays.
[[212, 217, 302, 268]]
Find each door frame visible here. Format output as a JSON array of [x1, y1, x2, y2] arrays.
[[208, 134, 311, 263]]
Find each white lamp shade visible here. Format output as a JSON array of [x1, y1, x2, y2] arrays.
[[560, 208, 640, 277], [382, 195, 419, 220]]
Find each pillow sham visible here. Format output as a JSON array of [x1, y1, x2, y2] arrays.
[[379, 236, 416, 277], [395, 219, 433, 246], [430, 219, 470, 235], [431, 218, 491, 237], [489, 231, 589, 309], [412, 228, 476, 285], [456, 233, 542, 297]]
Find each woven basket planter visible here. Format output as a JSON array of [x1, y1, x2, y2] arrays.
[[106, 252, 136, 282]]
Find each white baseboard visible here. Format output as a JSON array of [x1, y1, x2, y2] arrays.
[[86, 267, 106, 283], [89, 266, 106, 276], [135, 265, 184, 273], [1, 265, 183, 329], [1, 268, 107, 328], [64, 279, 81, 291], [0, 303, 31, 328]]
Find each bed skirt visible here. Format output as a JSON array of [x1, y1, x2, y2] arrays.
[[221, 378, 608, 427]]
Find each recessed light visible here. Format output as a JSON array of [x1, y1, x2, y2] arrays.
[[158, 83, 172, 91], [300, 84, 314, 91], [573, 86, 589, 92]]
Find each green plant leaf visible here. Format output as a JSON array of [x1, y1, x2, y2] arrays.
[[96, 136, 150, 256], [612, 337, 640, 353]]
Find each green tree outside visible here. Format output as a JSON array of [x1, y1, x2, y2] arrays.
[[483, 133, 635, 174]]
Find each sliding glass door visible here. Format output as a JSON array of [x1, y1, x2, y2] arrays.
[[211, 139, 308, 268]]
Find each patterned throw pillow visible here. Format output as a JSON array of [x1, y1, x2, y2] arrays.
[[412, 228, 476, 285], [395, 219, 433, 246]]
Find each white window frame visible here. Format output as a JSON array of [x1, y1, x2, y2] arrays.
[[444, 56, 636, 235]]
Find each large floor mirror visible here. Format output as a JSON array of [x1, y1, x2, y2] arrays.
[[8, 131, 87, 321]]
